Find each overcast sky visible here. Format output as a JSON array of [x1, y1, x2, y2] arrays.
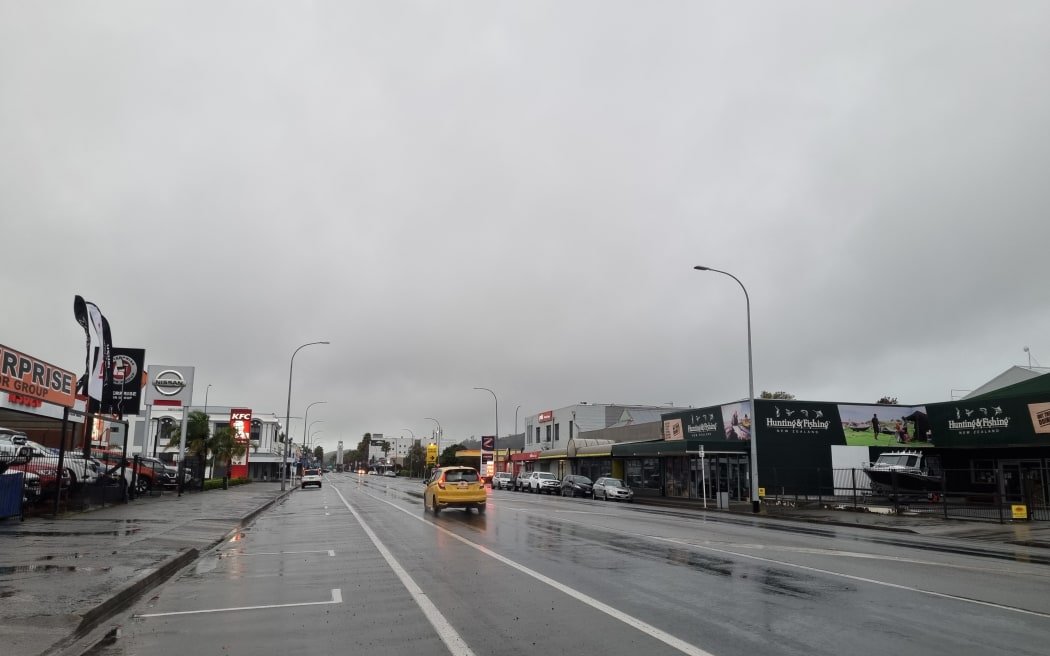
[[3, 2, 1049, 453]]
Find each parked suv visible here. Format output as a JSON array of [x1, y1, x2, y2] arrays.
[[492, 472, 513, 490], [527, 471, 561, 494]]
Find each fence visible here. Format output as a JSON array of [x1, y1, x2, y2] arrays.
[[762, 467, 1049, 523]]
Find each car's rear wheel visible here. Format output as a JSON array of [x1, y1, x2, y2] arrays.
[[477, 504, 486, 514]]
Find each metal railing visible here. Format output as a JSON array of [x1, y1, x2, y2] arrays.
[[762, 467, 1049, 523]]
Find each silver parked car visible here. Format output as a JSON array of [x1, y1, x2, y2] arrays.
[[593, 477, 634, 502], [492, 472, 513, 490]]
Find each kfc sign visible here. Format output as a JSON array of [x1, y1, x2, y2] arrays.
[[538, 410, 553, 423], [229, 408, 252, 479]]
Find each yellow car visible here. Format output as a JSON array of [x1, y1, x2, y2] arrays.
[[424, 466, 487, 514]]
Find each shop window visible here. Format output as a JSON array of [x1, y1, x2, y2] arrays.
[[626, 459, 643, 488], [642, 458, 661, 490], [971, 459, 996, 485]]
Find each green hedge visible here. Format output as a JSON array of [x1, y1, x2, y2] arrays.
[[203, 477, 252, 491]]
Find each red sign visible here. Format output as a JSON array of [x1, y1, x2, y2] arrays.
[[538, 410, 553, 423], [7, 393, 43, 409], [229, 408, 252, 479], [0, 344, 77, 408]]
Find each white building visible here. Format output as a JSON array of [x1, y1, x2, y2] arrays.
[[367, 434, 417, 465], [130, 406, 295, 480], [523, 403, 670, 451]]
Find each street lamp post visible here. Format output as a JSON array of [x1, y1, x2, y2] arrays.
[[303, 402, 327, 451], [425, 417, 442, 452], [514, 405, 521, 439], [282, 341, 330, 491], [694, 265, 760, 514], [473, 387, 498, 477]]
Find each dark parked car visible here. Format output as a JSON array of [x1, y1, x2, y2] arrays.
[[560, 475, 593, 498]]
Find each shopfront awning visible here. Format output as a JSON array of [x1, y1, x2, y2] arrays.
[[611, 439, 749, 458]]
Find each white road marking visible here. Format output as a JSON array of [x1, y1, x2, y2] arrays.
[[220, 550, 333, 557], [352, 487, 715, 656], [136, 589, 342, 618], [649, 534, 1050, 620], [328, 549, 335, 557], [330, 484, 476, 656], [501, 505, 1050, 619]]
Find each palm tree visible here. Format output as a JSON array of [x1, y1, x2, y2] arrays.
[[168, 410, 211, 481], [210, 426, 247, 484]]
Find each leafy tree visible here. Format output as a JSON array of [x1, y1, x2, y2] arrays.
[[760, 391, 796, 400], [210, 426, 246, 482], [403, 442, 425, 478], [876, 396, 899, 405], [438, 444, 475, 467], [313, 445, 324, 461], [168, 410, 211, 476], [356, 432, 371, 454]]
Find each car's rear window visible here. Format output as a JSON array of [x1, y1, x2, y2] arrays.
[[444, 470, 479, 482], [305, 469, 320, 476]]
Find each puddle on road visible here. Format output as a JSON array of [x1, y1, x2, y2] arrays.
[[36, 553, 83, 561], [0, 564, 111, 575]]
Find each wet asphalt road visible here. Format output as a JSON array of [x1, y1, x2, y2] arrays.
[[98, 473, 1050, 656]]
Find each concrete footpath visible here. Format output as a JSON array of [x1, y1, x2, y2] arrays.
[[637, 495, 1050, 548], [0, 482, 293, 656]]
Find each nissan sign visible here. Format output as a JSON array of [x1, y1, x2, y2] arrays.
[[144, 365, 195, 407]]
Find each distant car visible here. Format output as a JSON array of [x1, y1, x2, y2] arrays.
[[527, 471, 560, 494], [423, 466, 487, 514], [560, 474, 593, 498], [383, 470, 396, 478], [301, 468, 323, 489], [357, 468, 367, 474], [492, 472, 513, 490], [593, 477, 633, 502]]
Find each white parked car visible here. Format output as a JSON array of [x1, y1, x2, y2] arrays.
[[527, 471, 561, 494], [0, 428, 99, 488], [492, 472, 513, 490]]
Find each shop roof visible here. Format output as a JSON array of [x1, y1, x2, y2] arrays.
[[965, 369, 1050, 401]]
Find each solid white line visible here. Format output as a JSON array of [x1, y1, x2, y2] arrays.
[[221, 550, 334, 556], [650, 534, 1050, 620], [136, 589, 342, 618], [330, 484, 476, 656], [352, 487, 715, 656]]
